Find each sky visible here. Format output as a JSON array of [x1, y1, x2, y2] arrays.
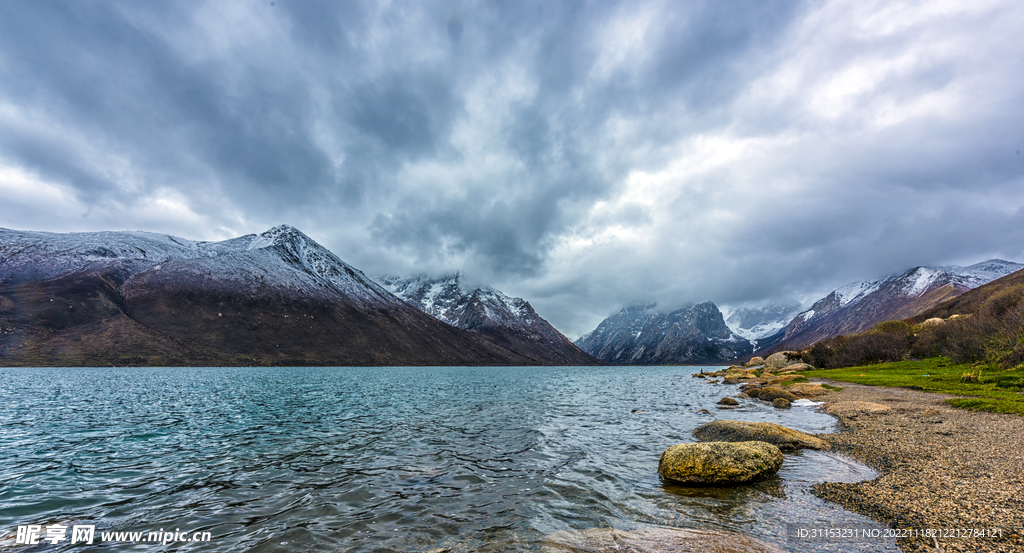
[[2, 0, 1024, 339]]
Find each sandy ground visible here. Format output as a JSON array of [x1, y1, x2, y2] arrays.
[[811, 379, 1024, 553]]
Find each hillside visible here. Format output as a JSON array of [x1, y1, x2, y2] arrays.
[[0, 226, 581, 366]]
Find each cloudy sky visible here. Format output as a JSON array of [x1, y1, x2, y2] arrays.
[[2, 0, 1023, 337]]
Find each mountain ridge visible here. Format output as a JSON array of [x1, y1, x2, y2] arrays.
[[771, 259, 1023, 351], [575, 302, 752, 365], [0, 226, 589, 366], [379, 273, 597, 365]]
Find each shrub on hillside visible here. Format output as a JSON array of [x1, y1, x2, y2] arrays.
[[804, 285, 1024, 370], [803, 321, 912, 369]]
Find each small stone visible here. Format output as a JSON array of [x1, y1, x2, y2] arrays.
[[773, 398, 791, 409], [717, 397, 739, 406]]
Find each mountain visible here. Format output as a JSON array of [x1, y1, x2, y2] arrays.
[[722, 302, 802, 346], [0, 225, 581, 366], [378, 273, 597, 365], [913, 265, 1024, 321], [575, 302, 753, 365], [773, 259, 1023, 351]]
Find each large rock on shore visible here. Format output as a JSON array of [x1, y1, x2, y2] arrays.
[[658, 441, 783, 485], [785, 382, 830, 398], [764, 352, 803, 370], [693, 420, 829, 451], [542, 526, 786, 553], [777, 362, 815, 372], [756, 387, 798, 402]]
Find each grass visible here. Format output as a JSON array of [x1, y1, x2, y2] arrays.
[[803, 357, 1024, 416]]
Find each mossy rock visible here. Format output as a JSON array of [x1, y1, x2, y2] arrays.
[[658, 441, 783, 485], [693, 420, 829, 451]]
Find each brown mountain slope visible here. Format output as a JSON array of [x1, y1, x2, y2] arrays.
[[914, 267, 1024, 321]]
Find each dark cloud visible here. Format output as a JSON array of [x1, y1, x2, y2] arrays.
[[1, 0, 1023, 337]]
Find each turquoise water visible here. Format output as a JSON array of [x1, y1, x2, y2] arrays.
[[0, 366, 896, 552]]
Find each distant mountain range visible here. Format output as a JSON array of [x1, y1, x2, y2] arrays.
[[574, 302, 752, 365], [3, 224, 1019, 367], [722, 303, 802, 345], [577, 260, 1023, 364], [0, 225, 594, 367], [379, 273, 595, 365], [774, 260, 1023, 351]]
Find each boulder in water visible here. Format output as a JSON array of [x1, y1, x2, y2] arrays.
[[693, 420, 828, 451], [658, 441, 783, 485]]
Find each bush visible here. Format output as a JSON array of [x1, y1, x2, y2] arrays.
[[804, 285, 1024, 370]]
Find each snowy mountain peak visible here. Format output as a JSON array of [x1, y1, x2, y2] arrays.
[[379, 273, 538, 329], [0, 225, 396, 306], [780, 258, 1023, 349], [723, 302, 802, 342], [576, 301, 752, 364]]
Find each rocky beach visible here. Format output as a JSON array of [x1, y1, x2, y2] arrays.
[[810, 380, 1024, 553], [693, 352, 1024, 553]]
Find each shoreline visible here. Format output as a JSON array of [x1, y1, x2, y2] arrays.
[[810, 378, 1024, 553]]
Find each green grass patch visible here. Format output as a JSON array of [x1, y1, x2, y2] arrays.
[[803, 357, 1024, 416], [780, 377, 809, 386]]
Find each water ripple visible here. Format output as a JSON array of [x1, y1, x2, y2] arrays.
[[0, 366, 896, 552]]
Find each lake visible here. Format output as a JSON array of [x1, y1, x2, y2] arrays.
[[0, 366, 897, 551]]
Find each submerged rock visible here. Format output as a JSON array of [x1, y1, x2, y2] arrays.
[[717, 397, 739, 406], [693, 420, 829, 451], [772, 398, 791, 409], [658, 441, 783, 485], [542, 526, 786, 553]]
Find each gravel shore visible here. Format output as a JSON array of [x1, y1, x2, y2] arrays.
[[810, 379, 1024, 553]]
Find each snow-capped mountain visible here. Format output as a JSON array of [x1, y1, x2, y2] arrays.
[[0, 225, 394, 306], [379, 273, 596, 365], [778, 259, 1023, 349], [722, 302, 803, 342], [0, 225, 580, 367], [575, 302, 752, 365]]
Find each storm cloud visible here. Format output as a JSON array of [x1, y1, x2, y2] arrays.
[[2, 0, 1023, 338]]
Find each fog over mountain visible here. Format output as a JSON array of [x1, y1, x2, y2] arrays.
[[2, 1, 1024, 339]]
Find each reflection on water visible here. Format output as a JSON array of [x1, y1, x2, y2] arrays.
[[0, 366, 897, 552]]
